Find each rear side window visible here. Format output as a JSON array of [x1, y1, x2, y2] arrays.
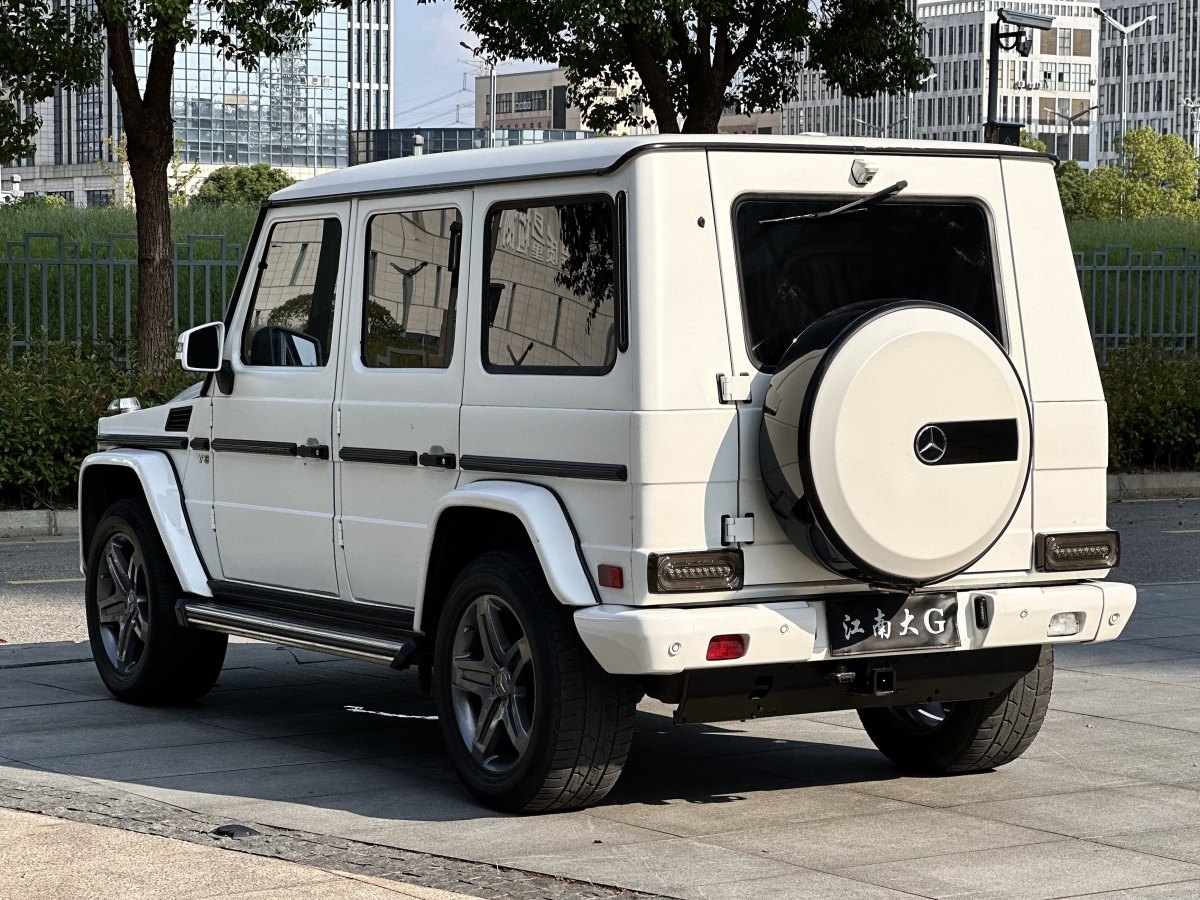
[[734, 199, 1001, 369], [241, 217, 342, 367], [363, 208, 462, 369], [483, 197, 618, 374]]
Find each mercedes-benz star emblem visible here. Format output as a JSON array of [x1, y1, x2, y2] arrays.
[[915, 425, 948, 464]]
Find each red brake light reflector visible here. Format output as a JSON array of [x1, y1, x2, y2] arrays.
[[597, 565, 624, 589], [706, 634, 746, 661]]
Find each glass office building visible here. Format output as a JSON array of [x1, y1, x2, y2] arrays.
[[350, 128, 592, 164]]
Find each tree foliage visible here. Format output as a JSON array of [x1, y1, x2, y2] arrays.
[[192, 163, 296, 206], [432, 0, 929, 133], [1059, 128, 1200, 222]]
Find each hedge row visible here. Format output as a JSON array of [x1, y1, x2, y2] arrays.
[[0, 338, 193, 509], [0, 338, 1196, 509]]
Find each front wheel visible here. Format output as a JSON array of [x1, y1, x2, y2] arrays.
[[433, 551, 638, 812], [858, 645, 1053, 774], [85, 498, 227, 704]]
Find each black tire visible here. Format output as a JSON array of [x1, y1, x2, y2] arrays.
[[432, 550, 638, 813], [858, 645, 1053, 774], [85, 498, 227, 704]]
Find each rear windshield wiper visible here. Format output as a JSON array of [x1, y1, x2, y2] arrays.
[[761, 180, 909, 224]]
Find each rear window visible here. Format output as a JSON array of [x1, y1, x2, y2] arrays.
[[734, 198, 1001, 369]]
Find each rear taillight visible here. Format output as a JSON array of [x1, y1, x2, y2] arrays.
[[648, 550, 743, 593], [1036, 532, 1119, 572]]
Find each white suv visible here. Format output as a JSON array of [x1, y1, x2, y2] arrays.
[[81, 135, 1134, 812]]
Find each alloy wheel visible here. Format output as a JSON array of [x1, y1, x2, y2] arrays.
[[94, 532, 151, 676]]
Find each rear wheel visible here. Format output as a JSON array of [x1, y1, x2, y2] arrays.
[[858, 645, 1053, 773], [85, 499, 227, 704], [433, 550, 638, 812]]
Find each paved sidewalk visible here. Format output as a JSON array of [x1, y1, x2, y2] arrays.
[[2, 807, 476, 900], [2, 584, 1199, 899]]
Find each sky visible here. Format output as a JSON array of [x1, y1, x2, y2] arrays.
[[391, 2, 552, 128]]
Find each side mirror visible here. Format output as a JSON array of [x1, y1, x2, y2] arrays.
[[176, 322, 225, 372]]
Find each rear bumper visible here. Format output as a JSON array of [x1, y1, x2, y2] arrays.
[[574, 580, 1136, 675]]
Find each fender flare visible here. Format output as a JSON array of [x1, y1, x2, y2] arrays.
[[78, 450, 212, 597], [416, 481, 598, 632]]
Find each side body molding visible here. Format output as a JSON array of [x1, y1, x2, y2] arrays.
[[78, 450, 213, 597], [418, 481, 598, 631]]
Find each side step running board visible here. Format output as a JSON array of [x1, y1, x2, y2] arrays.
[[179, 601, 419, 668]]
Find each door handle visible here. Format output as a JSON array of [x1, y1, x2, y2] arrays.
[[296, 439, 330, 460], [419, 447, 457, 469]]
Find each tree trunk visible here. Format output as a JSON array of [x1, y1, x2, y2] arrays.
[[681, 88, 725, 134], [128, 150, 174, 377]]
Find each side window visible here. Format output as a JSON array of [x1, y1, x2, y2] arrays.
[[241, 217, 342, 367], [362, 207, 462, 369], [483, 197, 618, 374]]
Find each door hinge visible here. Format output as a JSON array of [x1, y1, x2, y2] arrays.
[[209, 506, 217, 532], [335, 407, 341, 436], [721, 513, 755, 546], [336, 519, 345, 548], [717, 373, 752, 405]]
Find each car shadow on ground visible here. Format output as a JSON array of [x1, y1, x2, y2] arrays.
[[1, 639, 915, 823]]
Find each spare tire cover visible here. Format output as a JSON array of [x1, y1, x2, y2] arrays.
[[760, 301, 1031, 588]]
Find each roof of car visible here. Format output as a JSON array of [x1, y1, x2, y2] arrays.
[[269, 133, 1049, 205]]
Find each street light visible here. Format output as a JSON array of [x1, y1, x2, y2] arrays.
[[1042, 103, 1099, 161], [986, 8, 1054, 145], [460, 40, 498, 148], [1093, 7, 1156, 168], [1182, 97, 1200, 158], [854, 116, 908, 136]]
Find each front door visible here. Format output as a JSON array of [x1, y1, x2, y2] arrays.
[[211, 205, 349, 595], [336, 194, 470, 607]]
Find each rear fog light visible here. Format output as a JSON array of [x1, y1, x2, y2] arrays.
[[706, 634, 747, 661]]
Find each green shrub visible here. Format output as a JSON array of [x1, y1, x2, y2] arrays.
[[1101, 342, 1200, 472], [0, 334, 194, 509], [190, 164, 295, 207]]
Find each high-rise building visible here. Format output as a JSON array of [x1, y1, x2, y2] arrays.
[[784, 1, 1101, 165], [8, 3, 388, 205]]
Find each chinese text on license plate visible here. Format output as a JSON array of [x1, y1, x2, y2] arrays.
[[827, 593, 960, 656]]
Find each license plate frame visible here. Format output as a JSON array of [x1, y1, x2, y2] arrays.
[[827, 592, 960, 656]]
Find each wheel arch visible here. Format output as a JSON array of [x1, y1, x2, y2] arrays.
[[78, 451, 212, 597], [416, 481, 598, 635]]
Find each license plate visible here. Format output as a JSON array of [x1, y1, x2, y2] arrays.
[[827, 592, 959, 656]]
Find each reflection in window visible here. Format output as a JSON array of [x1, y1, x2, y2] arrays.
[[362, 208, 462, 368], [483, 199, 618, 374], [241, 218, 342, 366]]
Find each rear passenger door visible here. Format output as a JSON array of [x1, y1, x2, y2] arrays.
[[336, 194, 470, 607]]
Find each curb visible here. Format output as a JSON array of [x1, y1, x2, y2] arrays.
[[1107, 473, 1200, 501], [0, 509, 79, 539]]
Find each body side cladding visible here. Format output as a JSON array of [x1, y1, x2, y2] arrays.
[[415, 480, 599, 633], [78, 450, 213, 597]]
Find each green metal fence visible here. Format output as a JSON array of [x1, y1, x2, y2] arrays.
[[2, 232, 242, 363], [2, 234, 1200, 363], [1076, 245, 1200, 360]]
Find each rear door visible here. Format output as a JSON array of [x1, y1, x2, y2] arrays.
[[335, 194, 470, 607], [705, 150, 1033, 588]]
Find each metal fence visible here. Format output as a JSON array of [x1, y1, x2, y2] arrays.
[[1, 232, 242, 363], [1076, 245, 1200, 360], [2, 234, 1200, 362]]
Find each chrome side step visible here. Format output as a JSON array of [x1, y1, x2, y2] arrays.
[[180, 601, 417, 667]]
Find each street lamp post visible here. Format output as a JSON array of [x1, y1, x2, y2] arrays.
[[460, 41, 498, 148], [1093, 7, 1156, 168], [1042, 103, 1100, 162], [1183, 98, 1200, 158], [854, 116, 909, 137], [907, 72, 937, 139]]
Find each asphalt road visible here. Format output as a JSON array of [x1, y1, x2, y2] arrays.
[[3, 500, 1199, 645]]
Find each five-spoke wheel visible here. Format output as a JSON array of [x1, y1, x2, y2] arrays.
[[85, 499, 227, 704], [433, 550, 638, 812]]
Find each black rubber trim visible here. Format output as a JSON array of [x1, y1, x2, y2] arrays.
[[796, 301, 1031, 590], [189, 438, 210, 451], [459, 455, 627, 482], [339, 447, 419, 466], [97, 433, 189, 451], [211, 438, 297, 457], [165, 406, 193, 432], [208, 579, 417, 639], [265, 141, 1055, 207], [158, 449, 215, 584]]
